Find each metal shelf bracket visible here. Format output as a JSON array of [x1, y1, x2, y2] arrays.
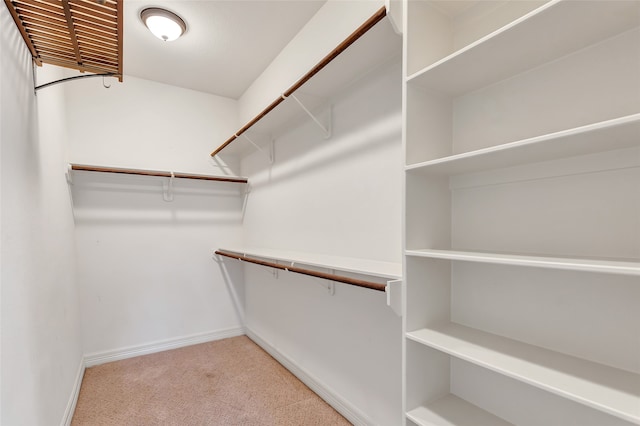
[[288, 93, 332, 139], [243, 134, 274, 163]]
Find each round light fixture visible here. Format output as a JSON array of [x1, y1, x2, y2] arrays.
[[140, 8, 186, 42]]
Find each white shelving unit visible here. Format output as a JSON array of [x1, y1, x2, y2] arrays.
[[402, 0, 640, 425]]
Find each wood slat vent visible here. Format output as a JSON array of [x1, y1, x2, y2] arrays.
[[4, 0, 123, 80]]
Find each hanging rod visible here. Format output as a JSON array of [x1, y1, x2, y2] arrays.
[[70, 164, 248, 183], [35, 73, 119, 91], [210, 6, 387, 157], [215, 250, 387, 292]]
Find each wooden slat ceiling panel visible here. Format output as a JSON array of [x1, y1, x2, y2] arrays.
[[4, 0, 123, 80]]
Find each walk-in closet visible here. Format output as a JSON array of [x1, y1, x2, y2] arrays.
[[1, 1, 638, 425]]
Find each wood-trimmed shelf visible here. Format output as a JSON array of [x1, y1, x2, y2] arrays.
[[407, 0, 640, 95], [69, 164, 248, 183], [217, 247, 401, 280], [210, 6, 401, 158], [405, 114, 640, 176], [405, 249, 640, 277], [407, 323, 640, 424], [407, 394, 512, 426]]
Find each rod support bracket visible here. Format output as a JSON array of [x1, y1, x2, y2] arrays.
[[162, 171, 175, 202], [65, 163, 73, 185], [386, 279, 402, 316]]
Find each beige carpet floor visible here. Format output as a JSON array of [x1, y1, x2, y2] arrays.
[[72, 335, 351, 425]]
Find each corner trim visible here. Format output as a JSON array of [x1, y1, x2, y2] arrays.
[[61, 358, 85, 426], [245, 327, 373, 426], [83, 326, 245, 367]]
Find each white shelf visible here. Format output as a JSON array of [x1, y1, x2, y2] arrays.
[[406, 114, 640, 176], [217, 247, 402, 280], [407, 394, 512, 426], [216, 15, 401, 157], [405, 249, 640, 277], [407, 0, 640, 95], [406, 323, 640, 424]]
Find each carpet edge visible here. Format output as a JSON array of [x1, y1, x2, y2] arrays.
[[83, 326, 246, 367], [245, 327, 373, 426]]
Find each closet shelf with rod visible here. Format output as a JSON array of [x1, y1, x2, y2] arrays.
[[215, 248, 402, 314], [209, 5, 401, 159], [68, 163, 248, 183]]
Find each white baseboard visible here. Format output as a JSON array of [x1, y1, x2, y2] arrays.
[[245, 327, 373, 426], [61, 358, 85, 426], [83, 326, 245, 367]]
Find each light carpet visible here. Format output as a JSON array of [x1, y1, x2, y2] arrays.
[[71, 335, 351, 425]]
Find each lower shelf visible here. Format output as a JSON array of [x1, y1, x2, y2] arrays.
[[406, 323, 640, 424], [407, 394, 512, 426]]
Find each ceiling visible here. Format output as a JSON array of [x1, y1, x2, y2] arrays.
[[123, 0, 326, 99]]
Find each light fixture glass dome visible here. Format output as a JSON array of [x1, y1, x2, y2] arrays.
[[141, 8, 186, 42]]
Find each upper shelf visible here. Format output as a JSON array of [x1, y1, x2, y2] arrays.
[[217, 247, 402, 280], [69, 164, 248, 183], [210, 6, 401, 158], [407, 0, 640, 96], [405, 114, 640, 175]]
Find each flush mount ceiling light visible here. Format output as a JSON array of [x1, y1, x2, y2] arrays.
[[140, 8, 187, 42]]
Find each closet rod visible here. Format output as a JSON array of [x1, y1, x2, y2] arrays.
[[70, 164, 248, 183], [210, 6, 387, 157], [215, 250, 387, 292]]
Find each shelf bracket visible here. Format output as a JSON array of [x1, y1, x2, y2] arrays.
[[288, 93, 332, 139], [326, 269, 336, 295], [65, 163, 73, 185], [162, 171, 175, 202], [242, 134, 274, 163], [386, 279, 402, 316]]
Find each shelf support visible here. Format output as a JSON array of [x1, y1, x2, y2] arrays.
[[162, 172, 175, 202], [386, 279, 402, 316], [243, 134, 274, 163], [287, 93, 332, 139]]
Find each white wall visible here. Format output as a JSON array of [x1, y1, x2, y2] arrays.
[[1, 7, 83, 425], [65, 75, 239, 175], [63, 76, 246, 357], [241, 50, 403, 426], [239, 0, 386, 124]]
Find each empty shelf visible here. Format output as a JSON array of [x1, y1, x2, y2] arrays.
[[407, 323, 640, 424], [407, 394, 512, 426], [405, 249, 640, 277], [212, 8, 401, 157], [408, 0, 640, 95], [405, 114, 640, 176]]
